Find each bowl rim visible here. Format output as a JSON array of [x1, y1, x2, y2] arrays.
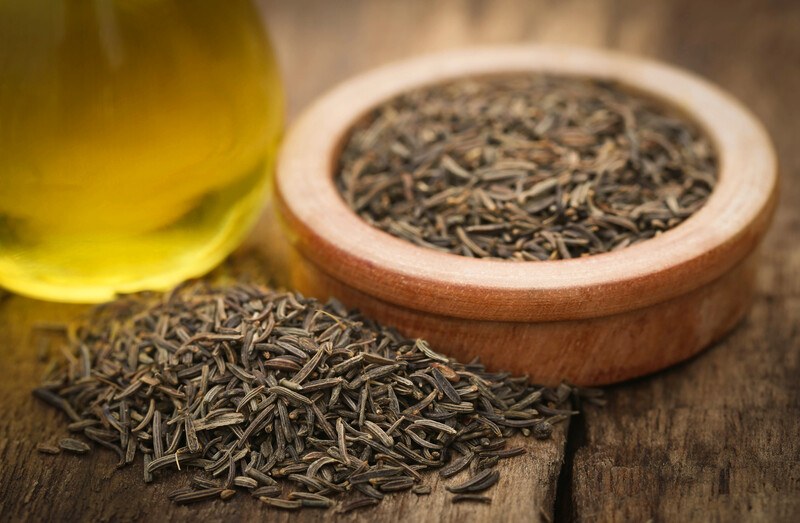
[[276, 44, 778, 322]]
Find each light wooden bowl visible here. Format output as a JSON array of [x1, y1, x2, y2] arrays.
[[275, 45, 777, 386]]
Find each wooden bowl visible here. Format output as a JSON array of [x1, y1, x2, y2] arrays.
[[275, 45, 778, 386]]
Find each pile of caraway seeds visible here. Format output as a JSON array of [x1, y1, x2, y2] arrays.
[[34, 282, 601, 512]]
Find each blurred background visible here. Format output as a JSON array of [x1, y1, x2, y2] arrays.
[[259, 0, 798, 124]]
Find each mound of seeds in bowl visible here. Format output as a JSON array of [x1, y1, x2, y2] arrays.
[[336, 74, 717, 260], [33, 282, 600, 511]]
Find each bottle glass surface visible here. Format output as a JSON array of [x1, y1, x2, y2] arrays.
[[0, 0, 283, 302]]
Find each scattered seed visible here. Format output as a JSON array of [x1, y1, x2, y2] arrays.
[[36, 443, 61, 455], [58, 438, 90, 454], [452, 494, 492, 504], [259, 497, 302, 510]]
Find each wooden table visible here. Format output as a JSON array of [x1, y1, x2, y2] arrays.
[[1, 1, 798, 521]]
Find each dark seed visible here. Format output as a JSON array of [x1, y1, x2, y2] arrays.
[[532, 422, 553, 440], [446, 469, 500, 493], [288, 492, 336, 508], [58, 438, 90, 454], [258, 497, 302, 510], [252, 486, 282, 498], [439, 451, 474, 478], [36, 443, 61, 455], [451, 494, 492, 504], [233, 476, 258, 489], [173, 488, 224, 504], [338, 497, 380, 513]]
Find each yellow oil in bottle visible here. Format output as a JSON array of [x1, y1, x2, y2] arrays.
[[0, 0, 283, 302]]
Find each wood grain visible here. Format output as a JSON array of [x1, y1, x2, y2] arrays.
[[1, 0, 798, 522]]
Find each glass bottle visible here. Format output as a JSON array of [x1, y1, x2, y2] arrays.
[[0, 0, 283, 302]]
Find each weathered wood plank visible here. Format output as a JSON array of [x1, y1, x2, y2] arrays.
[[569, 296, 800, 521]]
